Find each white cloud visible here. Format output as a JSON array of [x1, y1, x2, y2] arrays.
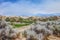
[[0, 0, 60, 16]]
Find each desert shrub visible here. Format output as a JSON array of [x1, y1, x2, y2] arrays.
[[0, 21, 20, 40]]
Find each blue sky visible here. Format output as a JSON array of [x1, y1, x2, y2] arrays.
[[0, 0, 60, 16]]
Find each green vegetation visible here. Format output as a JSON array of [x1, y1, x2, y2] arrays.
[[5, 17, 10, 22], [11, 19, 33, 28], [5, 17, 34, 28], [13, 23, 31, 28], [22, 20, 33, 23], [5, 17, 34, 23]]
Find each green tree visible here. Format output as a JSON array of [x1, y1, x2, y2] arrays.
[[19, 17, 23, 23], [5, 17, 10, 22], [10, 18, 16, 22]]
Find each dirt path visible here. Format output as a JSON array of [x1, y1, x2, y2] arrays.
[[48, 35, 60, 40]]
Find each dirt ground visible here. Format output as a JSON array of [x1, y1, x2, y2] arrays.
[[48, 35, 60, 40]]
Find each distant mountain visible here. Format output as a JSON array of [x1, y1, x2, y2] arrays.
[[2, 13, 60, 16], [35, 13, 60, 16]]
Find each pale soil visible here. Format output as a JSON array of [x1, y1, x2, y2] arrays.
[[48, 35, 60, 40], [15, 38, 26, 40]]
